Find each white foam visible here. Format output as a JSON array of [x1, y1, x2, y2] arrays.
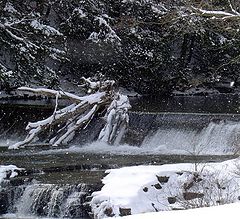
[[141, 121, 240, 155]]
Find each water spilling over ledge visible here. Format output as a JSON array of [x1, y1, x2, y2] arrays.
[[0, 178, 93, 218], [1, 95, 240, 155], [1, 94, 240, 218]]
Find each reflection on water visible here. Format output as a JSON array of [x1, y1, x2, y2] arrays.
[[131, 94, 240, 113]]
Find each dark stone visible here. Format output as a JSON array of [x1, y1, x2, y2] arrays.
[[193, 176, 203, 183], [104, 207, 115, 217], [119, 207, 131, 216], [9, 177, 32, 187], [5, 170, 12, 179], [143, 187, 148, 192], [153, 183, 162, 190], [183, 181, 194, 190], [0, 191, 9, 214], [156, 176, 169, 184], [14, 169, 29, 177], [183, 192, 204, 200], [168, 197, 177, 204]]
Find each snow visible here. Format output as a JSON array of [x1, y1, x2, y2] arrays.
[[230, 81, 235, 87], [88, 32, 100, 43], [193, 7, 240, 19], [4, 2, 18, 14], [2, 70, 13, 77], [52, 104, 98, 146], [0, 165, 22, 184], [73, 8, 87, 18], [30, 20, 63, 36], [91, 159, 240, 218], [88, 16, 121, 43], [17, 87, 106, 104], [151, 5, 168, 15], [114, 202, 240, 219], [81, 77, 101, 92], [193, 7, 235, 17]]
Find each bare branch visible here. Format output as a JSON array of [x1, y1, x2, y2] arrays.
[[228, 0, 240, 16], [17, 87, 106, 103]]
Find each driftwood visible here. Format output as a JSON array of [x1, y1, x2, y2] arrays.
[[9, 79, 131, 149]]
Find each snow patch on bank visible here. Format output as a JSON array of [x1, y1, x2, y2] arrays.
[[91, 159, 240, 218], [0, 165, 23, 185], [115, 202, 240, 219]]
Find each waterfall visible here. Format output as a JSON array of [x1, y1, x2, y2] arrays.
[[196, 121, 240, 154], [141, 120, 240, 155], [2, 183, 90, 218]]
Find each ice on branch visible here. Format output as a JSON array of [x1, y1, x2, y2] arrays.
[[31, 20, 63, 36], [9, 78, 131, 149], [192, 6, 240, 20], [88, 16, 121, 43], [3, 2, 18, 14]]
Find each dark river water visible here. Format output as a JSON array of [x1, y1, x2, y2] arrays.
[[131, 94, 240, 114]]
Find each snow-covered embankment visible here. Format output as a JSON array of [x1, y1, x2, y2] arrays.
[[91, 159, 240, 218]]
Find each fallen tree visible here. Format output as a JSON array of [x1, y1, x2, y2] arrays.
[[9, 78, 131, 149]]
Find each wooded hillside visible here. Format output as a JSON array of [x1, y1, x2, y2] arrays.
[[1, 0, 240, 95]]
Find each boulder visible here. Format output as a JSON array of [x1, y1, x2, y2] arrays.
[[156, 176, 169, 184], [104, 207, 115, 217], [0, 191, 9, 214], [183, 192, 204, 200], [119, 207, 131, 216], [168, 197, 177, 204]]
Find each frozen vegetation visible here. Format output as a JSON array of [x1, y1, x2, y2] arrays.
[[1, 0, 240, 94]]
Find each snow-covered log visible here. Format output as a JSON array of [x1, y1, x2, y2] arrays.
[[9, 79, 131, 149], [98, 94, 131, 145], [192, 7, 240, 20]]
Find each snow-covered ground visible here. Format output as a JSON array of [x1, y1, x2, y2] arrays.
[[91, 158, 240, 218], [115, 202, 240, 219]]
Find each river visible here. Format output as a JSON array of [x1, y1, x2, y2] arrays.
[[0, 94, 240, 218]]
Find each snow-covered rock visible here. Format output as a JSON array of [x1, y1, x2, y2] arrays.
[[0, 165, 23, 185], [91, 159, 240, 218]]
